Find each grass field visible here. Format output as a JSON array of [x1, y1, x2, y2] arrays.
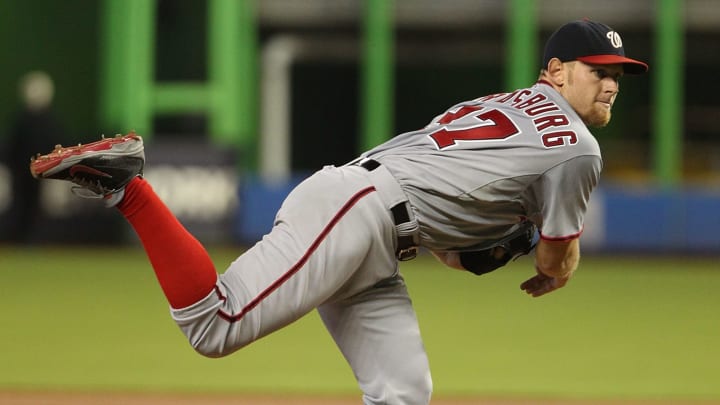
[[1, 246, 718, 403]]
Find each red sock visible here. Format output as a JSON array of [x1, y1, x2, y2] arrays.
[[118, 177, 218, 308]]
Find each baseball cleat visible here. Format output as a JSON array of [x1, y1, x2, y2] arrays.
[[30, 132, 145, 206]]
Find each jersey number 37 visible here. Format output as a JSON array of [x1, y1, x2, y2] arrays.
[[429, 105, 518, 149]]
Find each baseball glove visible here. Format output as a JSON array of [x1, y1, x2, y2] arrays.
[[460, 222, 537, 276]]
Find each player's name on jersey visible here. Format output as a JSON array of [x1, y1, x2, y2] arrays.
[[480, 88, 578, 148]]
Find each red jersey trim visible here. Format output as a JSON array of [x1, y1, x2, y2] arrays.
[[539, 228, 583, 242], [214, 185, 377, 323]]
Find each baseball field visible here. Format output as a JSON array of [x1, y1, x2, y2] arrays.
[[1, 246, 718, 405]]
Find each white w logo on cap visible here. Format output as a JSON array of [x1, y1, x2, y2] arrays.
[[606, 31, 623, 48]]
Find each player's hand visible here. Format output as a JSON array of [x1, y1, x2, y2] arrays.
[[520, 268, 570, 297]]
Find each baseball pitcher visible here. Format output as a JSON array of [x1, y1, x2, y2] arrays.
[[30, 20, 647, 405]]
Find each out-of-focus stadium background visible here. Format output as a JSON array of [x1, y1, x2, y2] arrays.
[[0, 0, 718, 252], [0, 1, 719, 403]]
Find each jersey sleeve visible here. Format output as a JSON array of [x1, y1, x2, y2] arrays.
[[532, 155, 602, 241]]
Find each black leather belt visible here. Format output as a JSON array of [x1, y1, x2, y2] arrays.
[[359, 159, 418, 261]]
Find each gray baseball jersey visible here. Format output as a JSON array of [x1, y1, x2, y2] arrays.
[[364, 80, 602, 251]]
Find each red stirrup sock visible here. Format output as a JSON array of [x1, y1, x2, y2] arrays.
[[117, 177, 218, 309]]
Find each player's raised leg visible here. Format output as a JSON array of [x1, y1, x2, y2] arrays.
[[29, 134, 218, 309], [172, 165, 402, 356], [318, 276, 433, 405]]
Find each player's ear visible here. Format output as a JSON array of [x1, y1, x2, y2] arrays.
[[544, 58, 566, 87]]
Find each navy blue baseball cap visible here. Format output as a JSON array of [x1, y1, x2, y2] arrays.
[[543, 19, 648, 74]]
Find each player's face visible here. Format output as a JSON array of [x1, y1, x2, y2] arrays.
[[560, 62, 623, 128]]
